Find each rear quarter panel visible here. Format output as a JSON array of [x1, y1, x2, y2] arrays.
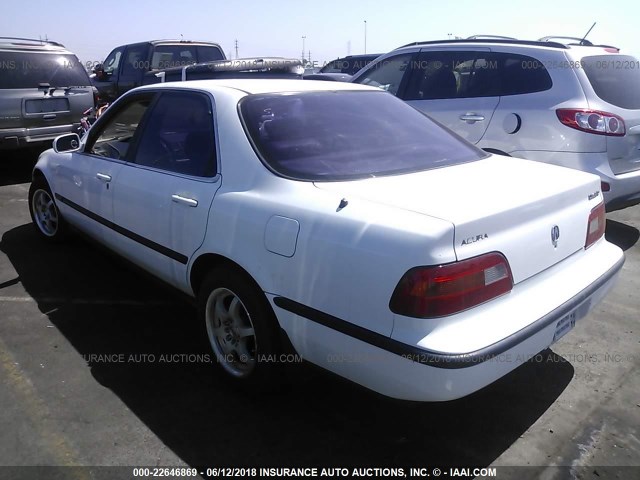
[[479, 47, 606, 155]]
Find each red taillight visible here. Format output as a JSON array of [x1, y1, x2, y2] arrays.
[[601, 181, 610, 192], [585, 202, 606, 249], [389, 252, 513, 318], [556, 109, 625, 136]]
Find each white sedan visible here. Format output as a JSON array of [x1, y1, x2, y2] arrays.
[[29, 79, 624, 401]]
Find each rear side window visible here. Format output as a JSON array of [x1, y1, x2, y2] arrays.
[[0, 52, 90, 89], [581, 55, 640, 109], [134, 92, 217, 177], [240, 90, 487, 181], [499, 54, 552, 95]]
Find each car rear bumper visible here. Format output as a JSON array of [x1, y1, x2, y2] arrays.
[[0, 124, 80, 150], [271, 240, 624, 401]]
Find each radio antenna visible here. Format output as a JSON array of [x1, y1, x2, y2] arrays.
[[580, 22, 596, 45]]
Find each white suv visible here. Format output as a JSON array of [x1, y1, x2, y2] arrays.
[[351, 37, 640, 211]]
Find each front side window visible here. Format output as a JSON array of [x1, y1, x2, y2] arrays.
[[354, 54, 414, 95], [88, 96, 153, 160], [102, 48, 123, 75], [240, 91, 487, 181], [133, 92, 216, 177]]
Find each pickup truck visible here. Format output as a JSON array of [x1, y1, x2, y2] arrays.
[[91, 40, 226, 102]]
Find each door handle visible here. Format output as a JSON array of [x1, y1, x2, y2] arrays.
[[459, 113, 485, 124], [171, 194, 198, 207], [96, 173, 112, 182], [43, 114, 57, 120]]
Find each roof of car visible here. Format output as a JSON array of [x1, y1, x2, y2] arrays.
[[397, 39, 570, 50], [136, 78, 377, 95], [132, 39, 223, 47], [0, 37, 69, 52], [395, 38, 621, 53]]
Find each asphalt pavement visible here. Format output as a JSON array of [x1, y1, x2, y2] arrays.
[[0, 151, 638, 479]]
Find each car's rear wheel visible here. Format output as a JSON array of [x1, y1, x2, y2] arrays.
[[28, 178, 67, 242], [198, 267, 281, 390]]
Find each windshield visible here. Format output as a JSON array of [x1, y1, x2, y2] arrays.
[[581, 55, 640, 109], [0, 51, 90, 89], [239, 90, 487, 181]]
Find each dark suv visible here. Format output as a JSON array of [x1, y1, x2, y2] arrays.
[[91, 40, 226, 102], [0, 37, 94, 151]]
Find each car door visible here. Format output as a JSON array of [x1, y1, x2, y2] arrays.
[[402, 49, 500, 144], [93, 46, 125, 102], [53, 93, 153, 243], [110, 90, 220, 291], [116, 43, 150, 96]]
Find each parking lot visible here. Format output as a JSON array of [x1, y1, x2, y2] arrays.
[[0, 150, 639, 478]]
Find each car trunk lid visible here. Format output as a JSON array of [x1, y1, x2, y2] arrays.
[[314, 156, 601, 284]]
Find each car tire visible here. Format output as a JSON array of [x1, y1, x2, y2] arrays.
[[28, 177, 68, 242], [198, 266, 282, 392]]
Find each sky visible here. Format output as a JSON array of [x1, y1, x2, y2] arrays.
[[1, 0, 639, 66]]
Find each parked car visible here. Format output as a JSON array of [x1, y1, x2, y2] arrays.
[[0, 37, 95, 151], [303, 54, 382, 82], [30, 79, 623, 401], [320, 54, 381, 75], [351, 37, 640, 211], [91, 40, 226, 102]]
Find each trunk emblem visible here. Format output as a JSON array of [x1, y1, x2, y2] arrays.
[[461, 234, 488, 246], [551, 225, 560, 248]]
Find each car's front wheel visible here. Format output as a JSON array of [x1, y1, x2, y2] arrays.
[[198, 267, 282, 391], [28, 178, 67, 242]]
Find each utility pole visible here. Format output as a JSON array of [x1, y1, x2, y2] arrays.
[[301, 36, 306, 63], [308, 51, 311, 64], [234, 39, 239, 59], [364, 20, 367, 54]]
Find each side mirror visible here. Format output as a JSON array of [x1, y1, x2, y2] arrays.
[[53, 133, 81, 153]]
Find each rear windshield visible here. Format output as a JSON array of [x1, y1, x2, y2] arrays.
[[581, 55, 640, 109], [239, 90, 487, 181], [0, 51, 90, 89]]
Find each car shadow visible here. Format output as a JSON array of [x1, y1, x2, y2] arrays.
[[1, 224, 575, 468], [605, 219, 640, 252], [0, 148, 46, 187]]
